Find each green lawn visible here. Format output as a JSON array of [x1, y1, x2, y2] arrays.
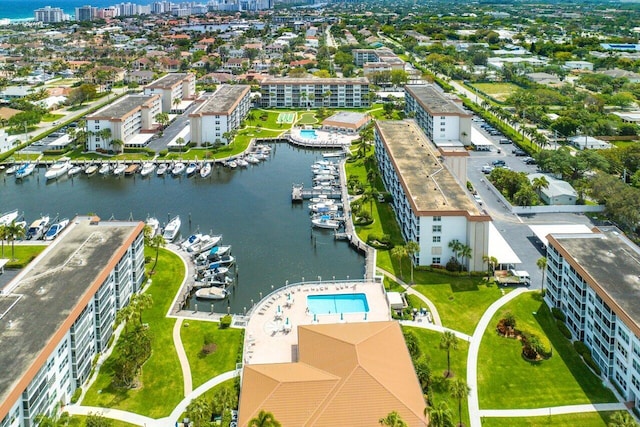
[[247, 110, 294, 130], [180, 321, 243, 389], [404, 327, 470, 426], [481, 411, 615, 427], [413, 280, 505, 335], [297, 112, 318, 125], [42, 113, 65, 122], [611, 140, 639, 149], [82, 248, 185, 418], [3, 244, 46, 268], [469, 82, 521, 103], [478, 292, 615, 409]]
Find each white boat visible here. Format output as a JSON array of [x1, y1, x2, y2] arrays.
[[15, 163, 35, 179], [113, 163, 127, 176], [186, 162, 199, 176], [157, 163, 168, 176], [0, 209, 19, 226], [5, 164, 18, 175], [172, 162, 185, 176], [140, 162, 156, 177], [200, 162, 212, 178], [181, 233, 203, 251], [189, 234, 223, 254], [44, 218, 69, 241], [195, 245, 232, 264], [27, 215, 50, 240], [195, 286, 229, 300], [68, 165, 83, 176], [309, 203, 341, 213], [45, 157, 71, 180], [311, 215, 341, 229], [162, 215, 181, 242], [314, 174, 338, 182], [254, 152, 268, 161], [85, 164, 99, 176], [309, 195, 335, 204], [98, 163, 111, 175], [193, 276, 233, 290], [245, 154, 260, 164], [226, 160, 237, 169], [207, 254, 235, 266], [200, 266, 231, 278], [237, 158, 249, 168], [145, 217, 160, 237], [322, 151, 344, 158]]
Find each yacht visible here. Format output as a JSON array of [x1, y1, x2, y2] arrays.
[[200, 162, 212, 178], [140, 162, 156, 177], [45, 158, 71, 180], [172, 162, 185, 176], [44, 218, 69, 241], [27, 215, 50, 240], [162, 215, 181, 242], [145, 217, 160, 237]]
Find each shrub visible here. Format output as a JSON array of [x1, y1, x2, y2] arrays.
[[445, 256, 461, 272], [70, 387, 82, 404], [159, 149, 168, 157], [556, 320, 572, 339], [551, 307, 566, 322], [573, 340, 589, 357], [219, 315, 232, 329], [583, 353, 602, 376]]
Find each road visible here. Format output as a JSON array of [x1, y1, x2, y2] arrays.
[[147, 101, 199, 153]]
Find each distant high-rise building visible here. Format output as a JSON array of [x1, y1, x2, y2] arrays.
[[75, 5, 97, 21], [34, 6, 65, 23]]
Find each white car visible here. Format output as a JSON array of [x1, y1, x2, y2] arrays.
[[481, 165, 494, 174], [473, 194, 483, 205]]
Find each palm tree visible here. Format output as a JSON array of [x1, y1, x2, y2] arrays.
[[379, 411, 408, 427], [150, 234, 166, 273], [406, 240, 420, 284], [391, 245, 407, 280], [185, 396, 212, 427], [440, 331, 458, 378], [536, 257, 547, 293], [6, 220, 25, 260], [448, 239, 462, 265], [98, 128, 112, 146], [248, 409, 281, 427], [111, 139, 124, 154], [362, 186, 378, 215], [450, 377, 471, 427], [458, 244, 472, 273], [481, 255, 498, 276], [427, 401, 454, 427], [173, 97, 182, 112], [608, 410, 639, 427], [130, 292, 153, 325], [531, 176, 549, 198]]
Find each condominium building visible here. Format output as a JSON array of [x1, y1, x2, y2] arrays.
[[143, 73, 196, 113], [34, 6, 65, 23], [545, 228, 640, 410], [189, 84, 251, 145], [75, 5, 96, 21], [404, 85, 472, 146], [259, 77, 370, 109], [85, 94, 161, 152], [375, 120, 491, 271], [0, 216, 146, 427]]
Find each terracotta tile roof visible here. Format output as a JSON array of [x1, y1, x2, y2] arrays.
[[238, 321, 427, 427]]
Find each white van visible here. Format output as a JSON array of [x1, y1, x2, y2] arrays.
[[509, 269, 530, 285]]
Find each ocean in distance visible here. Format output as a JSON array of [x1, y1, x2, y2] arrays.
[[0, 0, 150, 21]]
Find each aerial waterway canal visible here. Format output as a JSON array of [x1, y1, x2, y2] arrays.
[[0, 144, 365, 313]]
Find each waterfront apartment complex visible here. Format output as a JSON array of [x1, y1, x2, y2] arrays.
[[143, 73, 196, 113], [259, 77, 370, 109], [34, 6, 66, 23], [189, 84, 251, 145], [0, 217, 145, 427], [374, 120, 490, 271], [545, 228, 640, 410], [85, 94, 161, 151], [404, 85, 472, 146]]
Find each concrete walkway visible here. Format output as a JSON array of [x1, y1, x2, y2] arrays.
[[467, 287, 530, 427], [400, 320, 471, 342], [479, 402, 627, 418], [173, 317, 192, 396], [64, 406, 156, 426], [376, 268, 442, 326]]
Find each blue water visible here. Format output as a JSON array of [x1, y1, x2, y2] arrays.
[[307, 293, 370, 315], [0, 0, 150, 20], [300, 129, 318, 140]]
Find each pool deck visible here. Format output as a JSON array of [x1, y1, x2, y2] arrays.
[[243, 280, 390, 365]]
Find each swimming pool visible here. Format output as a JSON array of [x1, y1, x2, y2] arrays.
[[300, 129, 318, 140], [307, 293, 370, 315]]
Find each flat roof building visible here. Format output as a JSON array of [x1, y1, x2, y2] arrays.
[[0, 217, 145, 427], [375, 120, 490, 271], [144, 73, 196, 113], [404, 84, 472, 146], [545, 228, 640, 411], [321, 111, 371, 134], [238, 321, 427, 426], [189, 84, 251, 145], [85, 94, 161, 152], [259, 77, 370, 109]]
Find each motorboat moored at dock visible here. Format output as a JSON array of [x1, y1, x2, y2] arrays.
[[162, 215, 181, 242], [27, 215, 50, 240], [45, 158, 71, 180], [44, 218, 69, 241]]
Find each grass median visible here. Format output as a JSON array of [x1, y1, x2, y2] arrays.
[[481, 411, 615, 427]]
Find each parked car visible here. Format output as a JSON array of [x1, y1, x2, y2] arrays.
[[481, 165, 494, 174], [523, 157, 537, 165], [513, 149, 527, 156], [492, 159, 506, 166], [499, 138, 511, 144], [473, 194, 483, 205]]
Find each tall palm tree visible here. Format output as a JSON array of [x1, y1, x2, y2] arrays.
[[391, 245, 407, 280], [131, 293, 153, 326], [248, 409, 281, 427], [427, 401, 454, 427], [536, 257, 547, 293], [448, 239, 462, 265], [150, 234, 166, 273], [405, 240, 420, 284], [608, 410, 639, 427], [481, 255, 498, 276], [379, 411, 408, 427], [449, 377, 471, 427], [6, 220, 25, 261], [458, 244, 472, 273], [531, 176, 549, 199], [440, 331, 458, 378]]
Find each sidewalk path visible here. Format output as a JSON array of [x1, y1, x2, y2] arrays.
[[173, 317, 192, 396], [467, 287, 530, 427], [479, 402, 627, 418], [400, 320, 471, 342], [64, 406, 156, 426], [376, 268, 442, 326]]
